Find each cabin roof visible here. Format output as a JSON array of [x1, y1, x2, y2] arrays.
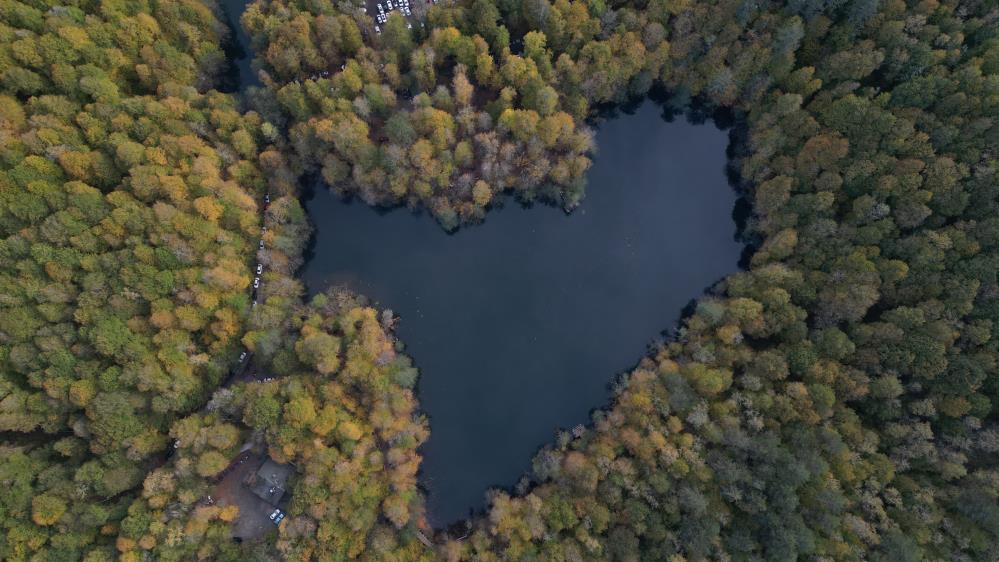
[[249, 459, 292, 506]]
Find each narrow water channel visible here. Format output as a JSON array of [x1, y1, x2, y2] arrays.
[[220, 0, 260, 91]]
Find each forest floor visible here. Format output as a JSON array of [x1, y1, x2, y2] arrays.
[[213, 452, 277, 540]]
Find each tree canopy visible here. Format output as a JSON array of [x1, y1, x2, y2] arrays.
[[1, 0, 997, 559]]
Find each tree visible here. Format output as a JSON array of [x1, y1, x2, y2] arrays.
[[196, 451, 229, 477], [32, 496, 67, 526]]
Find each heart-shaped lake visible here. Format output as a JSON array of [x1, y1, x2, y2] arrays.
[[300, 99, 743, 524]]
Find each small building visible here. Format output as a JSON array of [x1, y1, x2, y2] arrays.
[[247, 459, 292, 506]]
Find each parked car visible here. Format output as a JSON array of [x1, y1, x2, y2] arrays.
[[264, 194, 270, 204], [253, 277, 260, 288], [256, 264, 263, 274], [239, 351, 247, 363], [269, 509, 285, 524]]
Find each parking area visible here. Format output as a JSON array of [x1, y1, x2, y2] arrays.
[[211, 453, 280, 541], [365, 0, 440, 32]]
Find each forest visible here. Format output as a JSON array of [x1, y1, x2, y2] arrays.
[[0, 0, 996, 559]]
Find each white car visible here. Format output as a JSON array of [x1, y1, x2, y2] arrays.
[[269, 509, 285, 524], [259, 240, 264, 250], [253, 277, 260, 288], [256, 264, 263, 274], [264, 194, 270, 204], [239, 351, 247, 362]]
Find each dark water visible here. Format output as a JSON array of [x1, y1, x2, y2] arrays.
[[221, 0, 260, 91], [220, 0, 741, 526], [300, 101, 743, 524]]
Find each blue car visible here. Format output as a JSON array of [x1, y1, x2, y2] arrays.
[[269, 509, 285, 525]]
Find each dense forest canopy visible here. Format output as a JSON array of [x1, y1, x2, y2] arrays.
[[0, 0, 996, 559], [0, 0, 296, 557]]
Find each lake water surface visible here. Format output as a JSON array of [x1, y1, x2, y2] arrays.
[[299, 101, 743, 524], [222, 0, 742, 526]]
